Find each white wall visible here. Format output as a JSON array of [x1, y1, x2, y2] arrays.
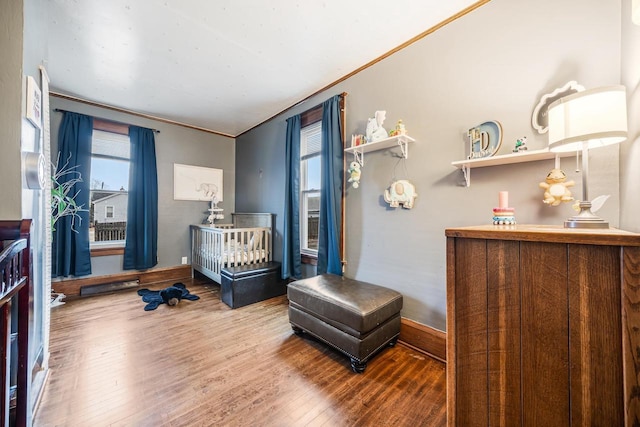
[[236, 0, 623, 330], [621, 0, 640, 232]]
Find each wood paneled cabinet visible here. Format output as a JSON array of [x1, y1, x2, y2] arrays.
[[445, 225, 640, 426]]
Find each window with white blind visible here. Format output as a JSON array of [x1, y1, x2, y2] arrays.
[[300, 121, 321, 256]]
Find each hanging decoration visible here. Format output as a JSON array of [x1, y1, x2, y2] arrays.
[[539, 156, 575, 207], [384, 154, 417, 209], [347, 161, 361, 189], [539, 168, 575, 206], [384, 180, 417, 209]]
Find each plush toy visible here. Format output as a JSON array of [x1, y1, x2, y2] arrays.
[[539, 168, 575, 206], [137, 282, 200, 311], [365, 110, 388, 142], [384, 180, 417, 209], [348, 161, 361, 188], [513, 136, 528, 152]]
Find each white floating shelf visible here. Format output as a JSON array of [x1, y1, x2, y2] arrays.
[[344, 134, 416, 154], [451, 148, 574, 169], [345, 135, 416, 166], [452, 148, 576, 187]]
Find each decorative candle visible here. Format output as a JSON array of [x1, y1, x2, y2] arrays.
[[499, 191, 508, 209]]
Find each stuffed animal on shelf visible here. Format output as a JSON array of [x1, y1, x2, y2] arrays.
[[384, 180, 417, 209], [348, 161, 362, 189], [513, 136, 528, 152], [365, 110, 388, 142], [539, 168, 575, 206], [137, 283, 200, 311]]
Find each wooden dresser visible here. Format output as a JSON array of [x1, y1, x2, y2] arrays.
[[445, 225, 640, 426]]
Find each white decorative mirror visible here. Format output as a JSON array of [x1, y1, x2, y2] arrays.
[[531, 81, 585, 134]]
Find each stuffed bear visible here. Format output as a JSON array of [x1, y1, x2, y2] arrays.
[[348, 161, 361, 189], [160, 286, 184, 306], [137, 282, 200, 311], [539, 168, 575, 206]]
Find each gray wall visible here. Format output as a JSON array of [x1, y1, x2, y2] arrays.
[[236, 0, 623, 330], [50, 97, 236, 277], [0, 0, 24, 219], [621, 0, 640, 232]]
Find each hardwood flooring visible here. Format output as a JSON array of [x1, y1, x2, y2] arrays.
[[34, 278, 446, 426]]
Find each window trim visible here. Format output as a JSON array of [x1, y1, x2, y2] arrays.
[[300, 121, 322, 257], [105, 205, 115, 218], [89, 127, 130, 248]]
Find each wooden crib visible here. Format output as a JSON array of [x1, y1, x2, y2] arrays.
[[0, 220, 31, 426], [190, 213, 274, 284]]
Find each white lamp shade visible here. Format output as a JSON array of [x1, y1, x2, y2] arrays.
[[548, 85, 628, 153], [634, 0, 640, 26]]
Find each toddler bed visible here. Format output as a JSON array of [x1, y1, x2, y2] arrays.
[[191, 213, 274, 284]]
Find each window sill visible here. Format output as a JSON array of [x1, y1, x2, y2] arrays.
[[301, 253, 317, 266], [91, 244, 125, 257]]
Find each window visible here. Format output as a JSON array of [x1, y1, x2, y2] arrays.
[[89, 130, 130, 245], [300, 121, 321, 256]]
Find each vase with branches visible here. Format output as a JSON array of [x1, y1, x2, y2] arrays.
[[51, 154, 88, 232]]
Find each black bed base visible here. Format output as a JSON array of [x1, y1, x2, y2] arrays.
[[220, 261, 285, 308]]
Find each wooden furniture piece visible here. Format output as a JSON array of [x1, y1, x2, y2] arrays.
[[220, 261, 284, 308], [0, 220, 31, 427], [445, 225, 640, 426], [288, 274, 403, 373], [191, 213, 274, 284]]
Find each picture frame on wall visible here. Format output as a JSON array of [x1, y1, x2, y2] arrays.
[[173, 163, 224, 201], [26, 75, 42, 129]]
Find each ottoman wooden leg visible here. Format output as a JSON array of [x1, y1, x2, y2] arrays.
[[291, 325, 304, 336]]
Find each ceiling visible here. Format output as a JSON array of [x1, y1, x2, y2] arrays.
[[46, 0, 481, 137]]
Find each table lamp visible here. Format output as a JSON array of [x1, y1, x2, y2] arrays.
[[547, 85, 627, 228]]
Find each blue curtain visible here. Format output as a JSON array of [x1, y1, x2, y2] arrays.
[[123, 126, 158, 270], [282, 114, 302, 279], [52, 112, 93, 277], [317, 95, 343, 275]]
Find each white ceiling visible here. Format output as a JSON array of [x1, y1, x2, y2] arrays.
[[47, 0, 481, 137]]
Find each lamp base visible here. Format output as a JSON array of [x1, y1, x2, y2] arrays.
[[564, 201, 609, 229]]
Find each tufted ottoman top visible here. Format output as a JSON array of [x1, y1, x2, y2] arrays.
[[287, 274, 403, 335]]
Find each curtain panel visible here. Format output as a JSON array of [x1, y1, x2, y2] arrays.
[[123, 126, 158, 270], [317, 95, 343, 276], [283, 114, 302, 279], [52, 112, 93, 277]]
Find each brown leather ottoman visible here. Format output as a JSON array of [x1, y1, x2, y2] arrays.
[[287, 274, 403, 373]]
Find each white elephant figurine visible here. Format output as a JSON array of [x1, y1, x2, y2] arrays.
[[384, 180, 417, 209]]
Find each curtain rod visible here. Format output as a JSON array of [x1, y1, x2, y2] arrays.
[[54, 108, 161, 133]]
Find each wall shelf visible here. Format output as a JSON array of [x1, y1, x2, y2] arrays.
[[451, 148, 574, 187], [345, 135, 415, 166]]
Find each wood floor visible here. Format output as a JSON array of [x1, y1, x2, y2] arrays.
[[34, 278, 447, 426]]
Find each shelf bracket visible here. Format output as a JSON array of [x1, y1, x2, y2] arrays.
[[461, 164, 470, 187], [397, 136, 409, 159], [352, 148, 364, 167]]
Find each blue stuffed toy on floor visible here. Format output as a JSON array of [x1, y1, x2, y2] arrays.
[[137, 282, 200, 311]]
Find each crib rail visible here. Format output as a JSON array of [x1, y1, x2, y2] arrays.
[[0, 219, 31, 427], [191, 224, 272, 283]]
